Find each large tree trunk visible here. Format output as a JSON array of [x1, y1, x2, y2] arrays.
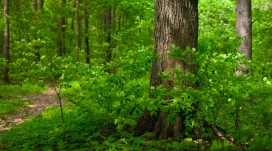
[[3, 0, 10, 83], [84, 0, 90, 64], [134, 0, 198, 140], [235, 0, 252, 75]]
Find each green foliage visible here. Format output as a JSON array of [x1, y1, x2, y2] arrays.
[[252, 1, 272, 77], [0, 105, 105, 150], [199, 0, 237, 54], [153, 46, 272, 149], [61, 63, 150, 119], [0, 0, 272, 150]]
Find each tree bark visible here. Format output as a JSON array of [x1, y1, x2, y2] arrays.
[[104, 8, 112, 64], [235, 0, 252, 75], [33, 0, 37, 11], [134, 0, 198, 140], [111, 8, 117, 74], [3, 0, 10, 83], [40, 0, 44, 10], [76, 0, 81, 62], [70, 0, 76, 45], [84, 0, 90, 64], [58, 0, 66, 57], [33, 0, 41, 62]]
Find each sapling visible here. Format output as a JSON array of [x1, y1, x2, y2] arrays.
[[50, 80, 66, 140]]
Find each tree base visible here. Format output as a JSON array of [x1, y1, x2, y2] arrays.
[[134, 110, 232, 143], [134, 110, 185, 140]]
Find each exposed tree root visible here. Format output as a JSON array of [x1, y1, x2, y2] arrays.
[[134, 110, 235, 145], [203, 120, 235, 145], [133, 110, 157, 137], [134, 110, 186, 140]]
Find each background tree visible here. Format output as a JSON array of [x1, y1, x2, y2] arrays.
[[39, 0, 44, 10], [84, 0, 90, 64], [134, 0, 198, 140], [104, 8, 112, 65], [32, 0, 41, 62], [236, 0, 252, 75], [58, 0, 66, 57], [69, 0, 76, 46], [76, 0, 81, 62], [3, 0, 10, 83]]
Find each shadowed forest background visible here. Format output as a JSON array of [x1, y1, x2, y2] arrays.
[[0, 0, 272, 150]]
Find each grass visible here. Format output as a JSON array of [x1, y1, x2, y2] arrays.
[[0, 83, 47, 119], [0, 99, 30, 119], [0, 83, 47, 98]]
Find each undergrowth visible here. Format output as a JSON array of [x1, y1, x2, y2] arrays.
[[0, 43, 272, 151], [1, 47, 271, 150], [0, 103, 202, 151], [1, 42, 272, 150]]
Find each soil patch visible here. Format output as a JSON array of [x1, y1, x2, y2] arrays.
[[0, 88, 61, 134]]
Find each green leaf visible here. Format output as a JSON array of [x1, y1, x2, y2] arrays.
[[172, 141, 181, 149], [211, 140, 223, 150], [223, 140, 229, 147]]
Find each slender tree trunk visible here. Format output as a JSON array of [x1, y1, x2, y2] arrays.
[[120, 14, 125, 27], [235, 0, 252, 75], [84, 0, 90, 64], [104, 8, 111, 64], [70, 0, 76, 44], [112, 8, 116, 34], [76, 0, 81, 62], [33, 0, 41, 62], [37, 0, 44, 62], [111, 8, 116, 45], [58, 0, 66, 57], [111, 8, 117, 74], [40, 0, 44, 10], [134, 0, 198, 140], [98, 18, 103, 48], [33, 0, 37, 11], [137, 28, 141, 34], [58, 18, 66, 57], [3, 0, 10, 83], [24, 34, 28, 45], [117, 13, 121, 33]]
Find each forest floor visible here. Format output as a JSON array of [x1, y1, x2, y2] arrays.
[[0, 88, 60, 135]]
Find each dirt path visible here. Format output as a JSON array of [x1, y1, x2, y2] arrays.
[[0, 88, 60, 133]]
